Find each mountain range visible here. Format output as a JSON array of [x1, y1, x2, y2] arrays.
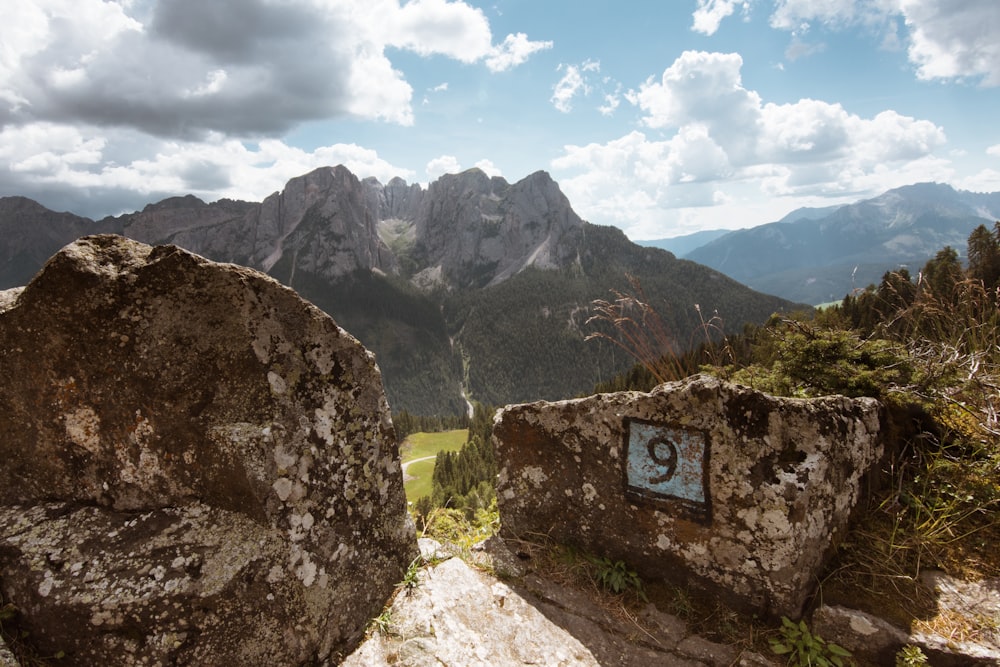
[[0, 166, 795, 415], [645, 183, 1000, 305]]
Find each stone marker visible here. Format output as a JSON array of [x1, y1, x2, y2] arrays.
[[493, 374, 883, 618], [0, 235, 416, 665]]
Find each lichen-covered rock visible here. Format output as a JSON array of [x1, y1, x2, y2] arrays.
[[0, 235, 416, 665], [811, 605, 908, 665], [493, 374, 883, 618]]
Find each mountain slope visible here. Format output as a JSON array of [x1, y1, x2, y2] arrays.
[[686, 183, 1000, 304], [0, 166, 798, 414], [0, 197, 120, 288]]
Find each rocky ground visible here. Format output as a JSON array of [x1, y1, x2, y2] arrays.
[[345, 536, 1000, 667]]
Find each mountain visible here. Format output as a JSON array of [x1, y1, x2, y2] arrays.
[[686, 183, 1000, 304], [0, 197, 119, 288], [638, 229, 731, 258], [0, 166, 797, 415]]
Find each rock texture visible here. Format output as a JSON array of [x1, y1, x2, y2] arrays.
[[114, 166, 585, 293], [911, 571, 1000, 665], [493, 374, 883, 618], [343, 539, 769, 667], [0, 235, 416, 665], [124, 166, 400, 285], [408, 169, 585, 289]]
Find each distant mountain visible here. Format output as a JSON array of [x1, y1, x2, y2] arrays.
[[775, 204, 844, 224], [0, 166, 797, 414], [637, 229, 731, 258], [0, 197, 119, 288], [686, 183, 1000, 304]]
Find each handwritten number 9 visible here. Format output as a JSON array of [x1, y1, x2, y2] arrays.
[[647, 436, 678, 484]]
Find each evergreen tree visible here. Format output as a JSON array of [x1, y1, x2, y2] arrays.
[[968, 223, 1000, 291], [920, 246, 963, 302]]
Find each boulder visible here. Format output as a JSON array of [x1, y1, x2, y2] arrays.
[[0, 235, 416, 665], [493, 374, 883, 618]]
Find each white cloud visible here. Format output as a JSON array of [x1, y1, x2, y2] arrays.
[[901, 0, 1000, 85], [551, 65, 589, 113], [426, 155, 463, 179], [551, 60, 603, 113], [0, 121, 415, 217], [959, 169, 1000, 193], [988, 145, 1000, 157], [768, 0, 893, 30], [0, 0, 550, 138], [691, 0, 745, 36], [486, 32, 554, 72], [598, 92, 621, 116], [767, 0, 1000, 85], [553, 50, 951, 238], [474, 159, 503, 178], [386, 0, 492, 62]]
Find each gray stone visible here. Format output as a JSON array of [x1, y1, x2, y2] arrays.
[[811, 605, 907, 665], [0, 235, 416, 665], [342, 557, 603, 666], [677, 635, 740, 666], [469, 534, 528, 578], [909, 571, 1000, 666], [493, 374, 883, 618]]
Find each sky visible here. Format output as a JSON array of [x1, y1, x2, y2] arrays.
[[2, 1, 999, 240]]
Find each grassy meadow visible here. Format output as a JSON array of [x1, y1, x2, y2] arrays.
[[400, 429, 467, 502]]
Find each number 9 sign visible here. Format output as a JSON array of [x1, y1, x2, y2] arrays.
[[625, 419, 708, 507]]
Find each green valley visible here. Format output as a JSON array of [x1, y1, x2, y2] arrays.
[[400, 429, 468, 502]]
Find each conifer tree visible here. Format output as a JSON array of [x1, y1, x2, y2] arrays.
[[968, 223, 1000, 291]]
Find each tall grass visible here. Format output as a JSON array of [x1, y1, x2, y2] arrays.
[[586, 274, 733, 384]]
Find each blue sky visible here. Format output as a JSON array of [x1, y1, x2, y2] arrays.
[[2, 1, 999, 240]]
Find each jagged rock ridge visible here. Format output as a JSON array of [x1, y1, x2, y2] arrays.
[[0, 166, 798, 414]]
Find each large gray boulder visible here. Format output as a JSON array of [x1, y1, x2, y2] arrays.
[[0, 235, 416, 665], [493, 374, 884, 618]]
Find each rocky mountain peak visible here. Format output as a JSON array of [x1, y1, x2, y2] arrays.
[[140, 194, 208, 212], [410, 169, 584, 289], [363, 174, 424, 223]]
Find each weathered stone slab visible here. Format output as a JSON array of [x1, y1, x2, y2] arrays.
[[0, 235, 416, 664], [342, 556, 603, 666], [493, 374, 883, 618]]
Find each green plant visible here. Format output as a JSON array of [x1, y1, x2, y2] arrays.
[[398, 556, 423, 591], [368, 609, 393, 636], [586, 555, 648, 601], [895, 644, 929, 666], [769, 616, 852, 667]]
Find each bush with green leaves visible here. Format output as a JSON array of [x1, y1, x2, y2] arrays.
[[895, 644, 929, 666], [769, 616, 852, 667], [586, 555, 648, 601]]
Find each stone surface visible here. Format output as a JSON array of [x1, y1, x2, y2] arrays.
[[342, 557, 602, 667], [811, 605, 908, 664], [0, 235, 416, 665], [493, 374, 884, 618], [910, 571, 1000, 666], [343, 552, 774, 667]]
